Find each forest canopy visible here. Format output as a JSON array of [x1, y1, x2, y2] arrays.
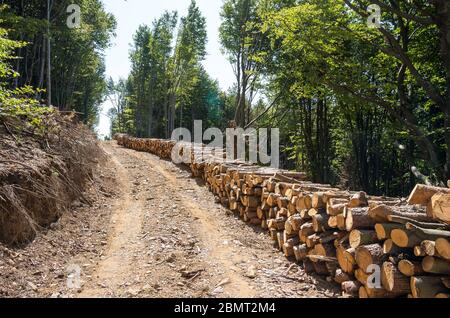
[[1, 0, 448, 197], [111, 0, 449, 196], [0, 0, 116, 127]]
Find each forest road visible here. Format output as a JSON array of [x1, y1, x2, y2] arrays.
[[78, 141, 339, 298]]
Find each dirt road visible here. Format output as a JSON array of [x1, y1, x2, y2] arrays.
[[0, 141, 340, 298], [79, 142, 339, 298]]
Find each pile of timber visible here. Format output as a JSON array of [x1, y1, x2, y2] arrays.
[[203, 163, 307, 221], [115, 134, 176, 160], [114, 135, 450, 298]]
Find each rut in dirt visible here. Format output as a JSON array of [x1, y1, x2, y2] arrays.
[[78, 142, 339, 298]]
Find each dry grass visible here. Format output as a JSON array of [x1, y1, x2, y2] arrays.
[[0, 112, 104, 245]]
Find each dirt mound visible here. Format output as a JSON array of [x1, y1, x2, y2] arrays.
[[0, 111, 104, 245]]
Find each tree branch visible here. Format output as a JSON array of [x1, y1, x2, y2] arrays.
[[344, 0, 446, 110], [369, 0, 433, 25], [244, 91, 283, 129]]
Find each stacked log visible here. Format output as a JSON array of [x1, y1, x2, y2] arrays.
[[114, 135, 450, 298], [360, 185, 450, 298], [205, 163, 307, 225], [408, 184, 450, 224], [115, 134, 176, 159]]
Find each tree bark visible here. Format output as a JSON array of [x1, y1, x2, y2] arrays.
[[349, 229, 378, 248], [408, 184, 450, 205], [410, 276, 447, 298], [435, 238, 450, 260], [46, 0, 52, 107], [422, 256, 450, 275]]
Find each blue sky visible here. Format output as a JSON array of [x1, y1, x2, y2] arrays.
[[96, 0, 235, 138]]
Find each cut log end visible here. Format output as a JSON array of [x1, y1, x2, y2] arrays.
[[381, 262, 411, 295], [398, 259, 424, 277], [337, 246, 356, 274], [349, 230, 378, 249], [355, 244, 384, 273], [435, 238, 450, 260], [422, 256, 450, 275]]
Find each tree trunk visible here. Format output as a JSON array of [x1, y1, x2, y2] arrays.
[[368, 204, 428, 223], [381, 261, 411, 295], [383, 238, 412, 255], [422, 256, 450, 275], [349, 229, 378, 248], [375, 223, 404, 240], [168, 92, 176, 138], [37, 35, 46, 100], [46, 0, 52, 107], [428, 193, 450, 224], [398, 259, 425, 277], [435, 238, 450, 260], [433, 0, 450, 181], [408, 184, 450, 205], [345, 207, 376, 231], [410, 276, 447, 298], [355, 243, 386, 273], [336, 245, 356, 274]]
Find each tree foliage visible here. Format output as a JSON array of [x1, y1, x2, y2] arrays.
[[111, 0, 235, 139], [0, 9, 55, 136], [0, 0, 116, 127], [246, 0, 450, 195]]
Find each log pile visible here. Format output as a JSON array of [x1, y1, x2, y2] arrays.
[[115, 134, 176, 160], [114, 134, 450, 298]]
